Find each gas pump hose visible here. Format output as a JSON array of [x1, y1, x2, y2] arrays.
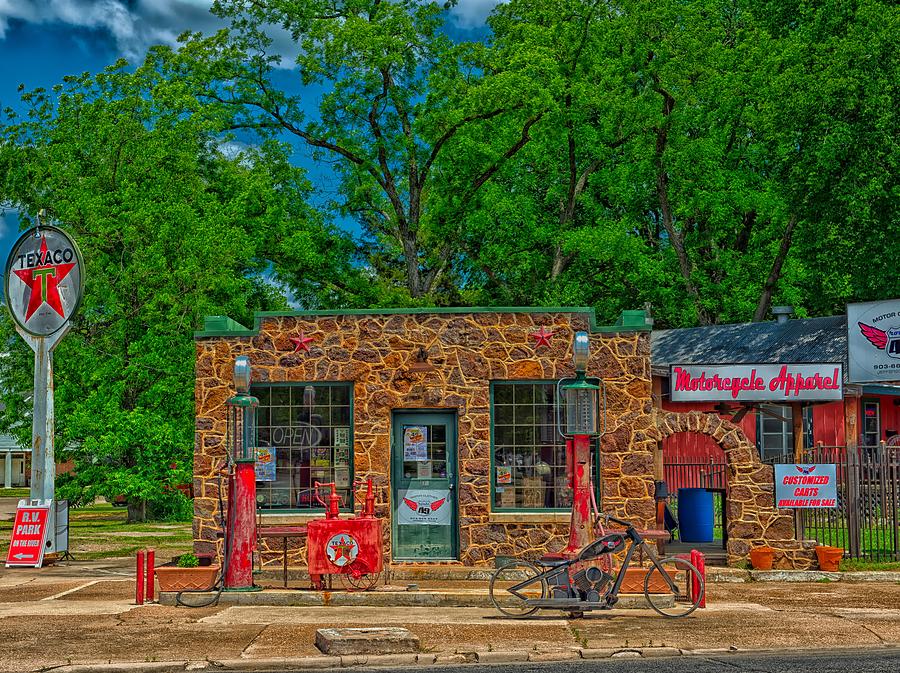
[[175, 464, 231, 608]]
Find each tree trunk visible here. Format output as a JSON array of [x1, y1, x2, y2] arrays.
[[753, 214, 798, 322], [127, 498, 147, 523]]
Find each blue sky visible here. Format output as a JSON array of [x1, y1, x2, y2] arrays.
[[0, 0, 499, 263]]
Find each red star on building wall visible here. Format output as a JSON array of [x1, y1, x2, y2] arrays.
[[13, 235, 76, 321], [530, 326, 554, 349], [290, 332, 315, 353]]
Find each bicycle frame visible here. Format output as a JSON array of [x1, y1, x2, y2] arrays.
[[506, 524, 677, 610]]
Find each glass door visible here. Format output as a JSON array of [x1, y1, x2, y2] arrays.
[[862, 400, 880, 446], [391, 411, 458, 560]]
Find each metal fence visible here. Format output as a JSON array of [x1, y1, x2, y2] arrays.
[[766, 443, 900, 561]]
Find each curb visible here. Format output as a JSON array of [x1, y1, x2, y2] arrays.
[[38, 644, 900, 672]]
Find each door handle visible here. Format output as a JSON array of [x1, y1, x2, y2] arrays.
[[448, 483, 455, 491]]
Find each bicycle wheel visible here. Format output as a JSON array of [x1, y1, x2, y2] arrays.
[[489, 561, 547, 618], [643, 556, 704, 618]]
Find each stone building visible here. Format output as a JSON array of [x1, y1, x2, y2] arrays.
[[193, 307, 658, 567], [193, 306, 812, 569]]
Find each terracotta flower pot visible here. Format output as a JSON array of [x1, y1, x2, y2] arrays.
[[155, 565, 219, 592], [815, 546, 843, 572], [749, 546, 775, 570]]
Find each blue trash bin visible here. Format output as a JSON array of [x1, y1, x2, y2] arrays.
[[678, 487, 714, 543]]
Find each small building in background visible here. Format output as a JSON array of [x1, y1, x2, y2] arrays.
[[0, 434, 29, 488]]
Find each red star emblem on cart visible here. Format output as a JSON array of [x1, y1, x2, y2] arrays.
[[13, 235, 76, 321], [530, 326, 554, 349], [290, 332, 315, 353]]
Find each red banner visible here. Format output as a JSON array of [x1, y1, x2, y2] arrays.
[[6, 503, 50, 567]]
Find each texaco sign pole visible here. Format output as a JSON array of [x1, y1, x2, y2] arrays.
[[4, 220, 83, 557]]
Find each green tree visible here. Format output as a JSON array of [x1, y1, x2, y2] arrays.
[[0, 58, 346, 520], [165, 0, 547, 305]]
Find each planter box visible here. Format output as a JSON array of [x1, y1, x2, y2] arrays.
[[155, 565, 219, 592], [616, 567, 675, 594]]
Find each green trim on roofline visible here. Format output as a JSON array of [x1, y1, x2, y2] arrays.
[[194, 306, 652, 338]]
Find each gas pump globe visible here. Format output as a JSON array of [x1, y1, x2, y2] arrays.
[[224, 356, 260, 591], [558, 332, 602, 437], [227, 356, 258, 462], [558, 331, 604, 556]]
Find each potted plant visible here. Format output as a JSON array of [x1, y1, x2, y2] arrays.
[[815, 545, 843, 572], [155, 553, 220, 592], [749, 546, 775, 570]]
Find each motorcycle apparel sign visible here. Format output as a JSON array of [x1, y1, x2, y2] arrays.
[[397, 489, 451, 526], [670, 363, 842, 402]]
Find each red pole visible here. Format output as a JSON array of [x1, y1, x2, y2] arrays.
[[224, 460, 257, 589], [145, 549, 155, 603], [135, 550, 144, 605], [564, 434, 594, 556], [693, 550, 706, 608]]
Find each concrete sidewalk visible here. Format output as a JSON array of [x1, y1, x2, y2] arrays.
[[1, 561, 900, 672]]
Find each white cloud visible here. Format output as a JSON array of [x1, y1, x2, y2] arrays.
[[449, 0, 505, 27], [0, 0, 223, 62]]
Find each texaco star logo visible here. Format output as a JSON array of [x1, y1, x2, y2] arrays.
[[13, 236, 76, 322], [325, 533, 359, 567]]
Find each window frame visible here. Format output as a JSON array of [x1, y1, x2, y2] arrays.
[[252, 381, 354, 514], [489, 380, 600, 513]]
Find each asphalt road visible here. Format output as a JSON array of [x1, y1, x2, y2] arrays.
[[342, 649, 900, 673]]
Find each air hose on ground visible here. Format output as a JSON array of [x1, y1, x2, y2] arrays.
[[175, 464, 232, 608]]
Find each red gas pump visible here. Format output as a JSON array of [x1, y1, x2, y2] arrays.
[[223, 356, 261, 592], [306, 478, 384, 591]]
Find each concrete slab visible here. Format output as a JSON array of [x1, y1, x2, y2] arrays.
[[315, 627, 420, 655], [0, 599, 136, 618], [199, 605, 568, 626]]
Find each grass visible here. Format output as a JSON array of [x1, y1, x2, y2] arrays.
[[810, 526, 898, 558], [839, 558, 900, 572], [0, 501, 193, 561], [0, 487, 32, 499]]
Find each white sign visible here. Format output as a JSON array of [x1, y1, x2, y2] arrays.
[[848, 300, 900, 383], [403, 426, 428, 461], [4, 226, 83, 336], [670, 363, 843, 402], [774, 464, 838, 508], [397, 489, 451, 526]]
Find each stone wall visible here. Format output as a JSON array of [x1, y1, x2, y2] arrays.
[[194, 310, 656, 568], [651, 409, 817, 569]]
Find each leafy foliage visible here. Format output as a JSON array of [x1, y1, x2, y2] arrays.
[[0, 58, 348, 519]]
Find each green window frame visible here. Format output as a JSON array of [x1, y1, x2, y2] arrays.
[[252, 382, 354, 513], [490, 380, 600, 512]]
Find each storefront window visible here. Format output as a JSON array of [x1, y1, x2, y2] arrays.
[[253, 383, 353, 511], [862, 400, 880, 446], [491, 382, 594, 510], [756, 404, 815, 461]]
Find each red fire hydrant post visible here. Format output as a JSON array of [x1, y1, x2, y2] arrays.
[[691, 549, 706, 608], [145, 549, 155, 603], [135, 550, 144, 606], [564, 434, 594, 556]]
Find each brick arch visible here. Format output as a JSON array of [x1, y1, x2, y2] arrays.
[[651, 409, 816, 569]]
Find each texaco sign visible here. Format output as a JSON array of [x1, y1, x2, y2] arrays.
[[4, 226, 83, 336]]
